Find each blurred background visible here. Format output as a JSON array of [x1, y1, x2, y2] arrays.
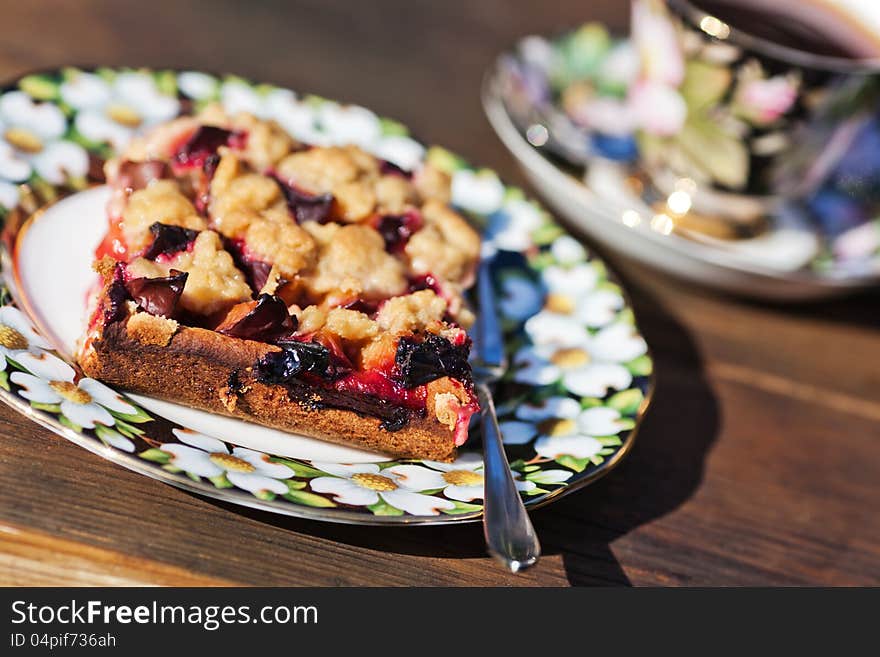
[[0, 0, 626, 184]]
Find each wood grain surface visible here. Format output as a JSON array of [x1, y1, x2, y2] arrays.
[[0, 0, 877, 587]]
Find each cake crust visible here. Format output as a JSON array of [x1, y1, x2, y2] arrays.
[[81, 316, 461, 461]]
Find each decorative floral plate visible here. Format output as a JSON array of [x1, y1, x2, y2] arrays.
[[486, 19, 880, 299], [0, 67, 652, 525]]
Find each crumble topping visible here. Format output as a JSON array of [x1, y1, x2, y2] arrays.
[[276, 146, 367, 195], [244, 215, 316, 277], [302, 224, 407, 301], [178, 231, 254, 315], [291, 304, 328, 335], [375, 289, 447, 334], [128, 231, 252, 316], [405, 199, 480, 284], [375, 175, 417, 214], [96, 108, 481, 434], [413, 165, 452, 203], [209, 154, 288, 238], [332, 179, 376, 222], [323, 307, 378, 342], [121, 180, 207, 253], [225, 112, 295, 171]]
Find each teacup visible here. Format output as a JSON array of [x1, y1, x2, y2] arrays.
[[630, 0, 880, 230]]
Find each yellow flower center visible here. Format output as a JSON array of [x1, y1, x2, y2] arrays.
[[0, 324, 28, 350], [4, 127, 43, 153], [550, 347, 590, 368], [351, 472, 398, 491], [48, 380, 91, 405], [545, 293, 575, 314], [537, 418, 576, 437], [106, 103, 142, 127], [208, 452, 256, 473], [442, 470, 483, 486]]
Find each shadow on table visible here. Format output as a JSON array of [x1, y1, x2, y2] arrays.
[[744, 286, 880, 329], [201, 266, 719, 586]]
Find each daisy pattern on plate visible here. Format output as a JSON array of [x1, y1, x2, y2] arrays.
[[217, 78, 320, 142], [213, 79, 425, 171], [9, 350, 137, 429], [92, 426, 136, 453], [515, 321, 647, 397], [540, 261, 623, 329], [498, 396, 631, 460], [420, 452, 539, 502], [526, 234, 624, 328], [0, 306, 52, 366], [317, 102, 382, 148], [315, 101, 425, 171], [451, 168, 505, 215], [62, 70, 180, 151], [0, 91, 88, 209], [309, 462, 456, 515], [485, 199, 544, 252], [163, 429, 295, 498], [176, 71, 220, 103]]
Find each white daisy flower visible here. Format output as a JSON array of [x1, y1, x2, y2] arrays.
[[550, 235, 588, 265], [64, 71, 180, 151], [95, 427, 136, 453], [514, 322, 647, 397], [317, 103, 382, 148], [315, 102, 424, 171], [0, 306, 51, 367], [221, 80, 295, 120], [220, 79, 268, 116], [498, 396, 629, 458], [499, 396, 582, 444], [485, 199, 543, 252], [309, 462, 456, 515], [370, 134, 425, 172], [420, 452, 538, 502], [163, 429, 294, 496], [219, 80, 424, 169], [9, 351, 136, 429], [219, 80, 323, 145], [0, 91, 88, 208], [540, 262, 623, 328], [451, 169, 505, 215], [523, 310, 590, 348], [177, 71, 219, 101]]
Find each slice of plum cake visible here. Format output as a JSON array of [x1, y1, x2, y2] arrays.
[[78, 106, 481, 461]]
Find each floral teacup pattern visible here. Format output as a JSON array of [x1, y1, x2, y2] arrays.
[[0, 67, 652, 523], [499, 3, 880, 277]]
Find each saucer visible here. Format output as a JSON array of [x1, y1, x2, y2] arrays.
[[483, 25, 880, 300]]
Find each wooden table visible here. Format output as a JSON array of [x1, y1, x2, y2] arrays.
[[0, 0, 877, 587]]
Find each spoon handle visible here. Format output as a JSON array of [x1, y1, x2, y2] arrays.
[[477, 382, 541, 573]]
